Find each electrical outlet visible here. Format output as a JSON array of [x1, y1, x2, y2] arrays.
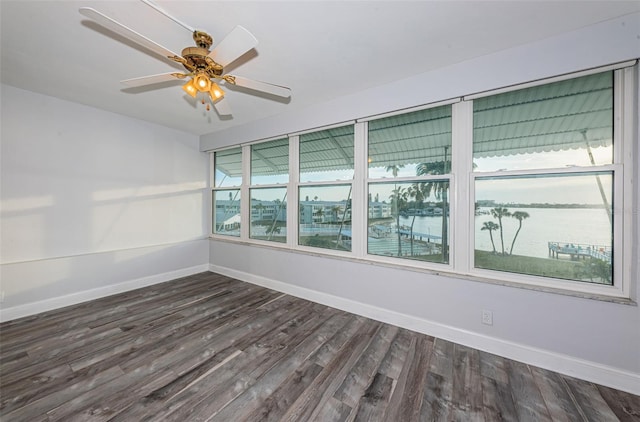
[[482, 309, 493, 325]]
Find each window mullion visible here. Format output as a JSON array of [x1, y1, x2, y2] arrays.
[[352, 121, 367, 257], [615, 66, 634, 297], [240, 145, 251, 240], [451, 100, 474, 273], [288, 135, 300, 248]]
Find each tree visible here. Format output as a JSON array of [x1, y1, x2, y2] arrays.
[[490, 207, 511, 255], [509, 211, 530, 255], [313, 207, 324, 222], [405, 183, 426, 256], [254, 202, 265, 220], [416, 148, 450, 262], [386, 164, 405, 256], [481, 221, 500, 254], [389, 186, 406, 256], [385, 164, 404, 177], [330, 205, 342, 223]]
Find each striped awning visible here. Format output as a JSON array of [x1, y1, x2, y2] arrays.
[[216, 71, 613, 177]]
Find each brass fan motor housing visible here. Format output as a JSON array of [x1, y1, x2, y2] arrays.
[[180, 46, 224, 77]]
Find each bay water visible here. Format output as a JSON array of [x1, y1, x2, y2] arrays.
[[399, 207, 611, 259]]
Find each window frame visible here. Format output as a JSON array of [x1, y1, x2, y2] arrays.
[[464, 67, 632, 298], [363, 102, 455, 267], [211, 146, 243, 237], [296, 124, 356, 256], [247, 137, 290, 246], [209, 63, 636, 300]]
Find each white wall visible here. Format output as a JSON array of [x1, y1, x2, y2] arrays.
[[206, 13, 640, 394], [0, 85, 210, 320]]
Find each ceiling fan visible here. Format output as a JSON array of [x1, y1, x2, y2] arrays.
[[79, 0, 291, 115]]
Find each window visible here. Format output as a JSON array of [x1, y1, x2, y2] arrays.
[[249, 138, 289, 243], [213, 147, 242, 237], [367, 106, 452, 263], [472, 71, 615, 285], [210, 64, 635, 298], [298, 125, 354, 251]]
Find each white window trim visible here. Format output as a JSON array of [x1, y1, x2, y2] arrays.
[[295, 124, 356, 257], [209, 63, 636, 301], [464, 67, 632, 299]]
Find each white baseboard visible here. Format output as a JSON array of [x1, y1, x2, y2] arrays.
[[210, 263, 640, 396], [0, 264, 210, 322]]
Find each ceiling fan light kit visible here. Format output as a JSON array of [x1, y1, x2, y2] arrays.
[[78, 1, 290, 116]]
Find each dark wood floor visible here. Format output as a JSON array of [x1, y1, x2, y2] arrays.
[[1, 272, 638, 421]]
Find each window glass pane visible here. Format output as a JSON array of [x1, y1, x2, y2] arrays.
[[473, 72, 613, 172], [251, 138, 289, 185], [475, 173, 613, 284], [299, 185, 352, 251], [300, 126, 354, 182], [213, 189, 241, 237], [250, 188, 287, 243], [368, 181, 449, 263], [368, 106, 452, 178], [214, 147, 243, 187]]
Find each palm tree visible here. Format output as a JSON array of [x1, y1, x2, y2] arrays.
[[509, 211, 530, 255], [481, 221, 500, 253], [254, 202, 265, 220], [330, 205, 342, 223], [386, 164, 405, 256], [385, 164, 404, 177], [405, 183, 426, 255], [313, 207, 324, 222], [416, 146, 450, 262], [490, 207, 511, 255]]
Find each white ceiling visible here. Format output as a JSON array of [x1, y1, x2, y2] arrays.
[[2, 1, 639, 136]]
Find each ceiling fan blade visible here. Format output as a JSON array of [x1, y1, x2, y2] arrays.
[[140, 0, 194, 33], [208, 26, 258, 67], [213, 97, 233, 116], [230, 76, 291, 98], [79, 7, 181, 61], [121, 72, 187, 87]]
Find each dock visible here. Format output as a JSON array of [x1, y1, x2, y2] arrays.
[[548, 242, 611, 264]]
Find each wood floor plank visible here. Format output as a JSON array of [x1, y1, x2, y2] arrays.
[[2, 366, 125, 422], [530, 366, 584, 422], [352, 372, 395, 422], [481, 375, 518, 422], [419, 337, 455, 420], [332, 323, 398, 408], [381, 332, 417, 421], [398, 334, 433, 421], [146, 304, 337, 421], [280, 319, 382, 422], [204, 305, 342, 421], [421, 372, 453, 421], [563, 375, 621, 422], [376, 327, 413, 381], [451, 343, 484, 421], [507, 360, 553, 422], [597, 384, 640, 421], [241, 359, 325, 422], [1, 272, 636, 422], [478, 349, 509, 385]]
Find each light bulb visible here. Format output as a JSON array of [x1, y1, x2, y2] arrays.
[[194, 74, 211, 92], [182, 80, 197, 98], [209, 82, 224, 100]]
